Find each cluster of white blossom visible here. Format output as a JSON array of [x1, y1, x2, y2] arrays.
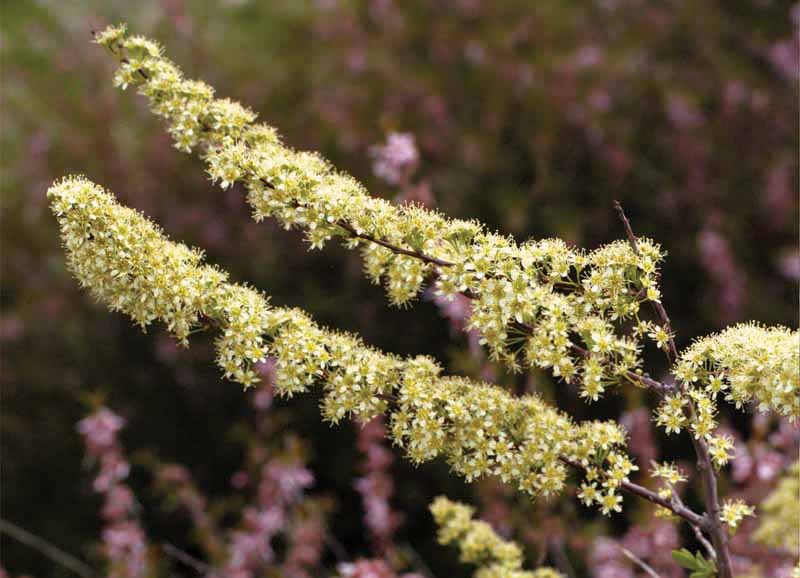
[[82, 25, 800, 541], [654, 322, 798, 473], [648, 461, 688, 519], [430, 496, 564, 578], [95, 24, 673, 401], [719, 499, 754, 531], [49, 176, 635, 514], [48, 175, 274, 387], [673, 323, 799, 419]]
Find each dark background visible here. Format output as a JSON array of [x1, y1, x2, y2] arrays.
[[2, 1, 798, 576]]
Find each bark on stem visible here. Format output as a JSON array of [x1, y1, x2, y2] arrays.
[[559, 457, 708, 529], [613, 201, 734, 578], [689, 424, 734, 577]]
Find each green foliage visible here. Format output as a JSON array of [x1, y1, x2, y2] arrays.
[[671, 548, 717, 578]]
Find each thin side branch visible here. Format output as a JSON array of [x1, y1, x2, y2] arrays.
[[557, 457, 708, 529], [612, 201, 733, 578], [690, 433, 734, 577], [620, 547, 663, 578], [161, 542, 211, 575], [549, 537, 577, 578], [568, 341, 672, 395], [324, 532, 350, 563], [0, 518, 96, 578], [670, 488, 717, 561], [619, 478, 708, 529], [691, 522, 718, 562], [613, 200, 678, 363], [335, 221, 453, 267]]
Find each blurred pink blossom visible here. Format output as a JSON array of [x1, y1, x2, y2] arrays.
[[620, 408, 656, 467], [355, 417, 401, 556], [697, 225, 746, 321], [79, 407, 150, 577], [77, 407, 125, 456], [370, 133, 419, 185], [667, 95, 704, 129], [263, 462, 314, 503], [571, 45, 604, 70], [102, 484, 135, 520], [769, 40, 799, 80], [338, 559, 396, 578], [284, 514, 327, 578], [777, 252, 800, 281], [103, 521, 148, 577]]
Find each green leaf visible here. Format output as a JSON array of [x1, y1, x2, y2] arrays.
[[672, 548, 717, 577], [672, 548, 702, 570]]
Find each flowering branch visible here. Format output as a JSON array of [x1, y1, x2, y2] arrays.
[[48, 24, 796, 578], [558, 457, 707, 529], [613, 200, 678, 363], [430, 496, 565, 578], [612, 200, 734, 577], [48, 176, 638, 516], [93, 24, 678, 407]]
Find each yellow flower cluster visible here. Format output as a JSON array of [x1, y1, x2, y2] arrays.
[[49, 176, 634, 514], [430, 496, 563, 578], [673, 323, 799, 420], [48, 177, 273, 386], [754, 461, 800, 553], [654, 391, 736, 467], [95, 24, 671, 400], [719, 498, 754, 532], [655, 323, 799, 465], [650, 461, 687, 519]]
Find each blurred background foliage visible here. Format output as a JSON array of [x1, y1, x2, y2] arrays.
[[2, 0, 798, 576]]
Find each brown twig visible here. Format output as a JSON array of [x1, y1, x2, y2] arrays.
[[161, 542, 211, 575], [689, 433, 734, 577], [613, 200, 678, 363], [612, 201, 733, 578], [669, 487, 717, 561], [0, 518, 96, 578], [549, 537, 577, 578], [620, 547, 663, 578], [335, 221, 453, 267], [558, 457, 708, 529], [691, 520, 718, 562], [568, 341, 672, 395], [324, 531, 350, 563]]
